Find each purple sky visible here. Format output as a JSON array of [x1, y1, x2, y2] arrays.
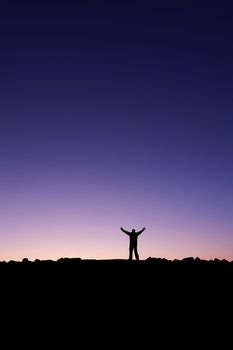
[[1, 1, 233, 261]]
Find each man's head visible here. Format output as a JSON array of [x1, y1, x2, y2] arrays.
[[132, 229, 135, 233]]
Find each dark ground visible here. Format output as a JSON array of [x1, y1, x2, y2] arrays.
[[1, 256, 232, 299], [1, 257, 232, 345]]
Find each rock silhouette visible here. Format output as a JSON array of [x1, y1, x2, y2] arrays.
[[1, 256, 231, 343]]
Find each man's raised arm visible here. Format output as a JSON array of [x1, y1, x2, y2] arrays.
[[136, 227, 145, 235], [120, 227, 130, 235]]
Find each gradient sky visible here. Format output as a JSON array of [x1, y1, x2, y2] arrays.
[[1, 0, 233, 261]]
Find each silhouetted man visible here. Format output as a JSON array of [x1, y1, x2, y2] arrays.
[[120, 227, 145, 260]]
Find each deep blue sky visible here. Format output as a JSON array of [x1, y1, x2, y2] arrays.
[[1, 1, 233, 260]]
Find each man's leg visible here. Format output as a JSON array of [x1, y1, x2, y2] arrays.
[[134, 247, 139, 260], [129, 246, 133, 260]]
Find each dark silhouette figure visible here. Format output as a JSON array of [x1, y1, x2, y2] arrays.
[[120, 227, 145, 260]]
